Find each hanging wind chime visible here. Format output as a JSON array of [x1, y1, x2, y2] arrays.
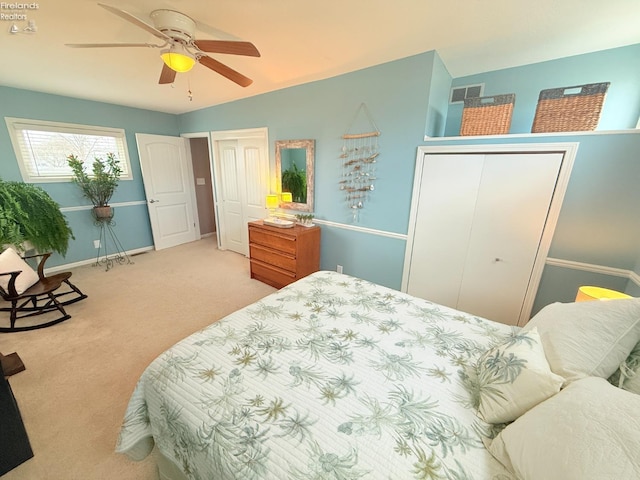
[[340, 103, 381, 222]]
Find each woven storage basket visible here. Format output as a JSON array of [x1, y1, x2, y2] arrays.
[[460, 94, 515, 136], [531, 82, 610, 133]]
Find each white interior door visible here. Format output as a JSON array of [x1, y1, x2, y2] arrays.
[[212, 128, 269, 256], [136, 133, 198, 250], [403, 146, 574, 326]]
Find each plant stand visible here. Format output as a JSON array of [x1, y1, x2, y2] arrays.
[[92, 211, 133, 271]]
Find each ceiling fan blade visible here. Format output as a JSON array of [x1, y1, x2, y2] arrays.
[[98, 3, 171, 42], [159, 64, 176, 84], [194, 40, 260, 57], [198, 55, 253, 87], [66, 42, 161, 48]]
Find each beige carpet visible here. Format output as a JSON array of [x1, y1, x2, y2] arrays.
[[0, 237, 275, 479]]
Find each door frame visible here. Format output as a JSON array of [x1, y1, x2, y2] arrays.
[[402, 142, 578, 326], [181, 131, 214, 242], [210, 127, 270, 252]]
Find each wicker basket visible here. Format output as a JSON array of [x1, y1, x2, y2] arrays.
[[460, 94, 515, 136], [531, 82, 610, 133]]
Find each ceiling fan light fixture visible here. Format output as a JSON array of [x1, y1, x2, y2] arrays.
[[161, 45, 196, 73]]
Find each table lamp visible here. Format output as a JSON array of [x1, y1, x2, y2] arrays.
[[281, 192, 293, 203], [575, 286, 632, 302], [265, 194, 279, 218]]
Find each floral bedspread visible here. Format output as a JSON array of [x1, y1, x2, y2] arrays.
[[116, 271, 515, 480]]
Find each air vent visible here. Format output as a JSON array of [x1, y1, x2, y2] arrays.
[[450, 84, 484, 104]]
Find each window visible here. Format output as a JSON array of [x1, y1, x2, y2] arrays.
[[5, 117, 132, 183]]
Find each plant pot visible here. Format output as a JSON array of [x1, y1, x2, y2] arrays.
[[93, 206, 113, 220]]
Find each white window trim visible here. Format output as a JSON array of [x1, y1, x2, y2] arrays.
[[5, 117, 133, 183]]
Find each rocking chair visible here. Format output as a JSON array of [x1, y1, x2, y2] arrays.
[[0, 252, 87, 333]]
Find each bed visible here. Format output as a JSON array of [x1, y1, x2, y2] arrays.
[[116, 271, 640, 480]]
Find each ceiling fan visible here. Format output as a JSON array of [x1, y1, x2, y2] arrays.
[[66, 3, 260, 87]]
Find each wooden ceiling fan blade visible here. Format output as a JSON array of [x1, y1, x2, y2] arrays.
[[66, 43, 161, 48], [198, 55, 253, 87], [159, 64, 177, 84], [194, 40, 260, 57], [98, 3, 171, 42]]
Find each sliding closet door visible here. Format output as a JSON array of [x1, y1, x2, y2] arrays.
[[405, 152, 563, 325], [456, 153, 562, 323], [405, 154, 483, 307]]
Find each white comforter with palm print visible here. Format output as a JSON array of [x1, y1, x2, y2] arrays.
[[116, 271, 515, 480]]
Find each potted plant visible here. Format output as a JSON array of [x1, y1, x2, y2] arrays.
[[67, 153, 122, 220], [0, 179, 74, 256], [295, 213, 314, 226]]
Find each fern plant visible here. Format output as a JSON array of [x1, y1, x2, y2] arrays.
[[281, 163, 307, 203], [0, 179, 74, 256], [0, 206, 23, 249]]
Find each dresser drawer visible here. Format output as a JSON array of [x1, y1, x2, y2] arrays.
[[249, 227, 297, 256], [250, 260, 296, 289], [249, 244, 296, 272]]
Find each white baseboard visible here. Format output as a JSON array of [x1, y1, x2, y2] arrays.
[[44, 246, 154, 274]]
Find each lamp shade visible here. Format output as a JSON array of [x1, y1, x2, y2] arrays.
[[575, 286, 632, 302], [265, 194, 279, 209], [281, 192, 293, 203], [161, 45, 196, 73]]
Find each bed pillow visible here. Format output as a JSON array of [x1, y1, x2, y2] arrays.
[[0, 247, 39, 294], [609, 341, 640, 394], [476, 327, 563, 424], [624, 367, 640, 394], [523, 297, 640, 383], [487, 377, 640, 480]]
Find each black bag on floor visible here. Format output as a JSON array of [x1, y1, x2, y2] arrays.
[[0, 361, 34, 475]]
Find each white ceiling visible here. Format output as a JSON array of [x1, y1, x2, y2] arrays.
[[2, 0, 639, 114]]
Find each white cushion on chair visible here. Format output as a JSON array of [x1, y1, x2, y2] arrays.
[[0, 248, 40, 294]]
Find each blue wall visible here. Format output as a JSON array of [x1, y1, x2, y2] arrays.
[[180, 44, 640, 303], [1, 43, 639, 313], [445, 44, 640, 135], [180, 51, 438, 288], [0, 86, 180, 266]]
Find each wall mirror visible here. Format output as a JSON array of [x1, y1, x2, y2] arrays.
[[275, 139, 315, 212]]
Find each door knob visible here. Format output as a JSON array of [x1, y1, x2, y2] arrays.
[[149, 199, 159, 203]]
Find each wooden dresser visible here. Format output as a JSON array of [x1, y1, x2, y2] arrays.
[[248, 220, 321, 289]]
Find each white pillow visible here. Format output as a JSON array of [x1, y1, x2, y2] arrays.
[[476, 327, 564, 424], [0, 247, 40, 294], [610, 341, 640, 394], [488, 377, 640, 480], [524, 298, 640, 383], [624, 369, 640, 394]]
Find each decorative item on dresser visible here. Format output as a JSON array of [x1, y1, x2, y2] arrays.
[[248, 220, 320, 289]]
